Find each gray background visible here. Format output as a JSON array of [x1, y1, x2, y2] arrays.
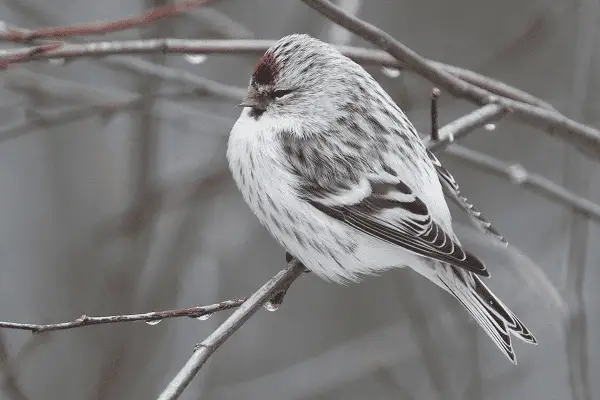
[[0, 0, 598, 399]]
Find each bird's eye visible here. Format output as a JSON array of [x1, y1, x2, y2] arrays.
[[272, 89, 293, 98]]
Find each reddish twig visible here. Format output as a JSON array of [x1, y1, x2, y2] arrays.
[[1, 0, 218, 41], [0, 298, 246, 334], [0, 42, 61, 69]]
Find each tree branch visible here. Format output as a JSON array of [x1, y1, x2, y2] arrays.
[[0, 299, 246, 333], [0, 0, 218, 41], [157, 259, 306, 400], [299, 0, 600, 160], [444, 145, 600, 224]]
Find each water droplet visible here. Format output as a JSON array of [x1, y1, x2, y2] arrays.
[[507, 163, 527, 184], [184, 54, 207, 64], [145, 319, 162, 325], [446, 133, 455, 143], [48, 58, 66, 65], [264, 301, 279, 312], [196, 313, 212, 321], [381, 67, 401, 78], [484, 123, 496, 131]]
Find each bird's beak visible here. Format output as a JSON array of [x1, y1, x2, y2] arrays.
[[237, 93, 266, 110]]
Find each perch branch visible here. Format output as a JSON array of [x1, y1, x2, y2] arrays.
[[157, 259, 306, 400], [0, 299, 246, 333]]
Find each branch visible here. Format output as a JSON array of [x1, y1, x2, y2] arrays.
[[421, 100, 600, 224], [0, 0, 218, 41], [157, 259, 306, 400], [0, 40, 558, 109], [299, 0, 600, 160], [0, 299, 246, 333], [444, 145, 600, 225], [425, 104, 507, 152]]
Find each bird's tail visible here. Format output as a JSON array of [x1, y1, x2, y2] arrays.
[[437, 264, 537, 364]]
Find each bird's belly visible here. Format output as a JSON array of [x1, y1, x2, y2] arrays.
[[229, 148, 419, 283]]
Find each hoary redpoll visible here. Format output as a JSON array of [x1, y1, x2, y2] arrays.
[[227, 34, 536, 363]]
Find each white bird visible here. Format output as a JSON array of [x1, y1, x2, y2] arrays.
[[227, 33, 536, 363]]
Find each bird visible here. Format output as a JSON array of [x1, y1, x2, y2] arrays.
[[227, 33, 536, 363]]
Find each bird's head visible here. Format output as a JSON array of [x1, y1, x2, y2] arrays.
[[240, 34, 369, 134]]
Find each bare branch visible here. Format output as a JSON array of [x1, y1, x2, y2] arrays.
[[157, 259, 306, 400], [444, 145, 600, 224], [101, 56, 245, 100], [430, 87, 441, 141], [0, 299, 246, 333], [299, 0, 600, 160], [425, 104, 507, 152], [0, 40, 557, 109], [0, 0, 218, 41], [0, 42, 60, 68]]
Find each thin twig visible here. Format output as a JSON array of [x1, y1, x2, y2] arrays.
[[0, 42, 60, 68], [157, 259, 306, 400], [0, 299, 246, 333], [425, 104, 507, 152], [0, 0, 218, 41], [430, 87, 441, 141], [101, 56, 245, 100]]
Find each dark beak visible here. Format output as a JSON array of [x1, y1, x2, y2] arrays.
[[237, 93, 266, 110]]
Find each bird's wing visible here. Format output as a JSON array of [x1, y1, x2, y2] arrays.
[[426, 150, 507, 244], [302, 174, 489, 277]]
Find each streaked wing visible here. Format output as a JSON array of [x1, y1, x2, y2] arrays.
[[304, 177, 489, 277], [427, 150, 507, 244]]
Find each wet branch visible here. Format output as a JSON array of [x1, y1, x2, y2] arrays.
[[0, 299, 246, 333]]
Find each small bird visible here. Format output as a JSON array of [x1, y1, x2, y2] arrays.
[[227, 34, 536, 363]]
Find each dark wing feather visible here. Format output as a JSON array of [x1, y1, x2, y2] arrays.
[[427, 150, 507, 244], [306, 179, 489, 277]]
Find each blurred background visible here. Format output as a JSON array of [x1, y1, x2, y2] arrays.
[[0, 0, 599, 399]]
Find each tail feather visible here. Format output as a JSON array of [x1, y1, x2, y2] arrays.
[[438, 265, 536, 364]]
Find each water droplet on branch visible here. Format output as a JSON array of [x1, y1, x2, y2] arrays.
[[381, 67, 401, 78], [196, 313, 212, 321], [484, 123, 496, 131], [184, 54, 207, 64], [145, 319, 162, 326], [264, 302, 280, 312]]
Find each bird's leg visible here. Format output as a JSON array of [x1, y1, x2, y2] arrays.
[[265, 252, 309, 311], [430, 87, 441, 141]]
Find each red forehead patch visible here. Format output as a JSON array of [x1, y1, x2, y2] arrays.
[[252, 53, 278, 85]]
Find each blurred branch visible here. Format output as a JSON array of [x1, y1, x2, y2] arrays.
[[422, 99, 600, 225], [0, 299, 246, 333], [157, 259, 306, 400], [0, 42, 60, 68], [2, 37, 597, 159], [299, 0, 600, 160], [0, 40, 561, 109], [0, 334, 30, 400], [444, 145, 600, 224], [0, 0, 218, 41], [189, 7, 254, 39], [100, 56, 245, 100]]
